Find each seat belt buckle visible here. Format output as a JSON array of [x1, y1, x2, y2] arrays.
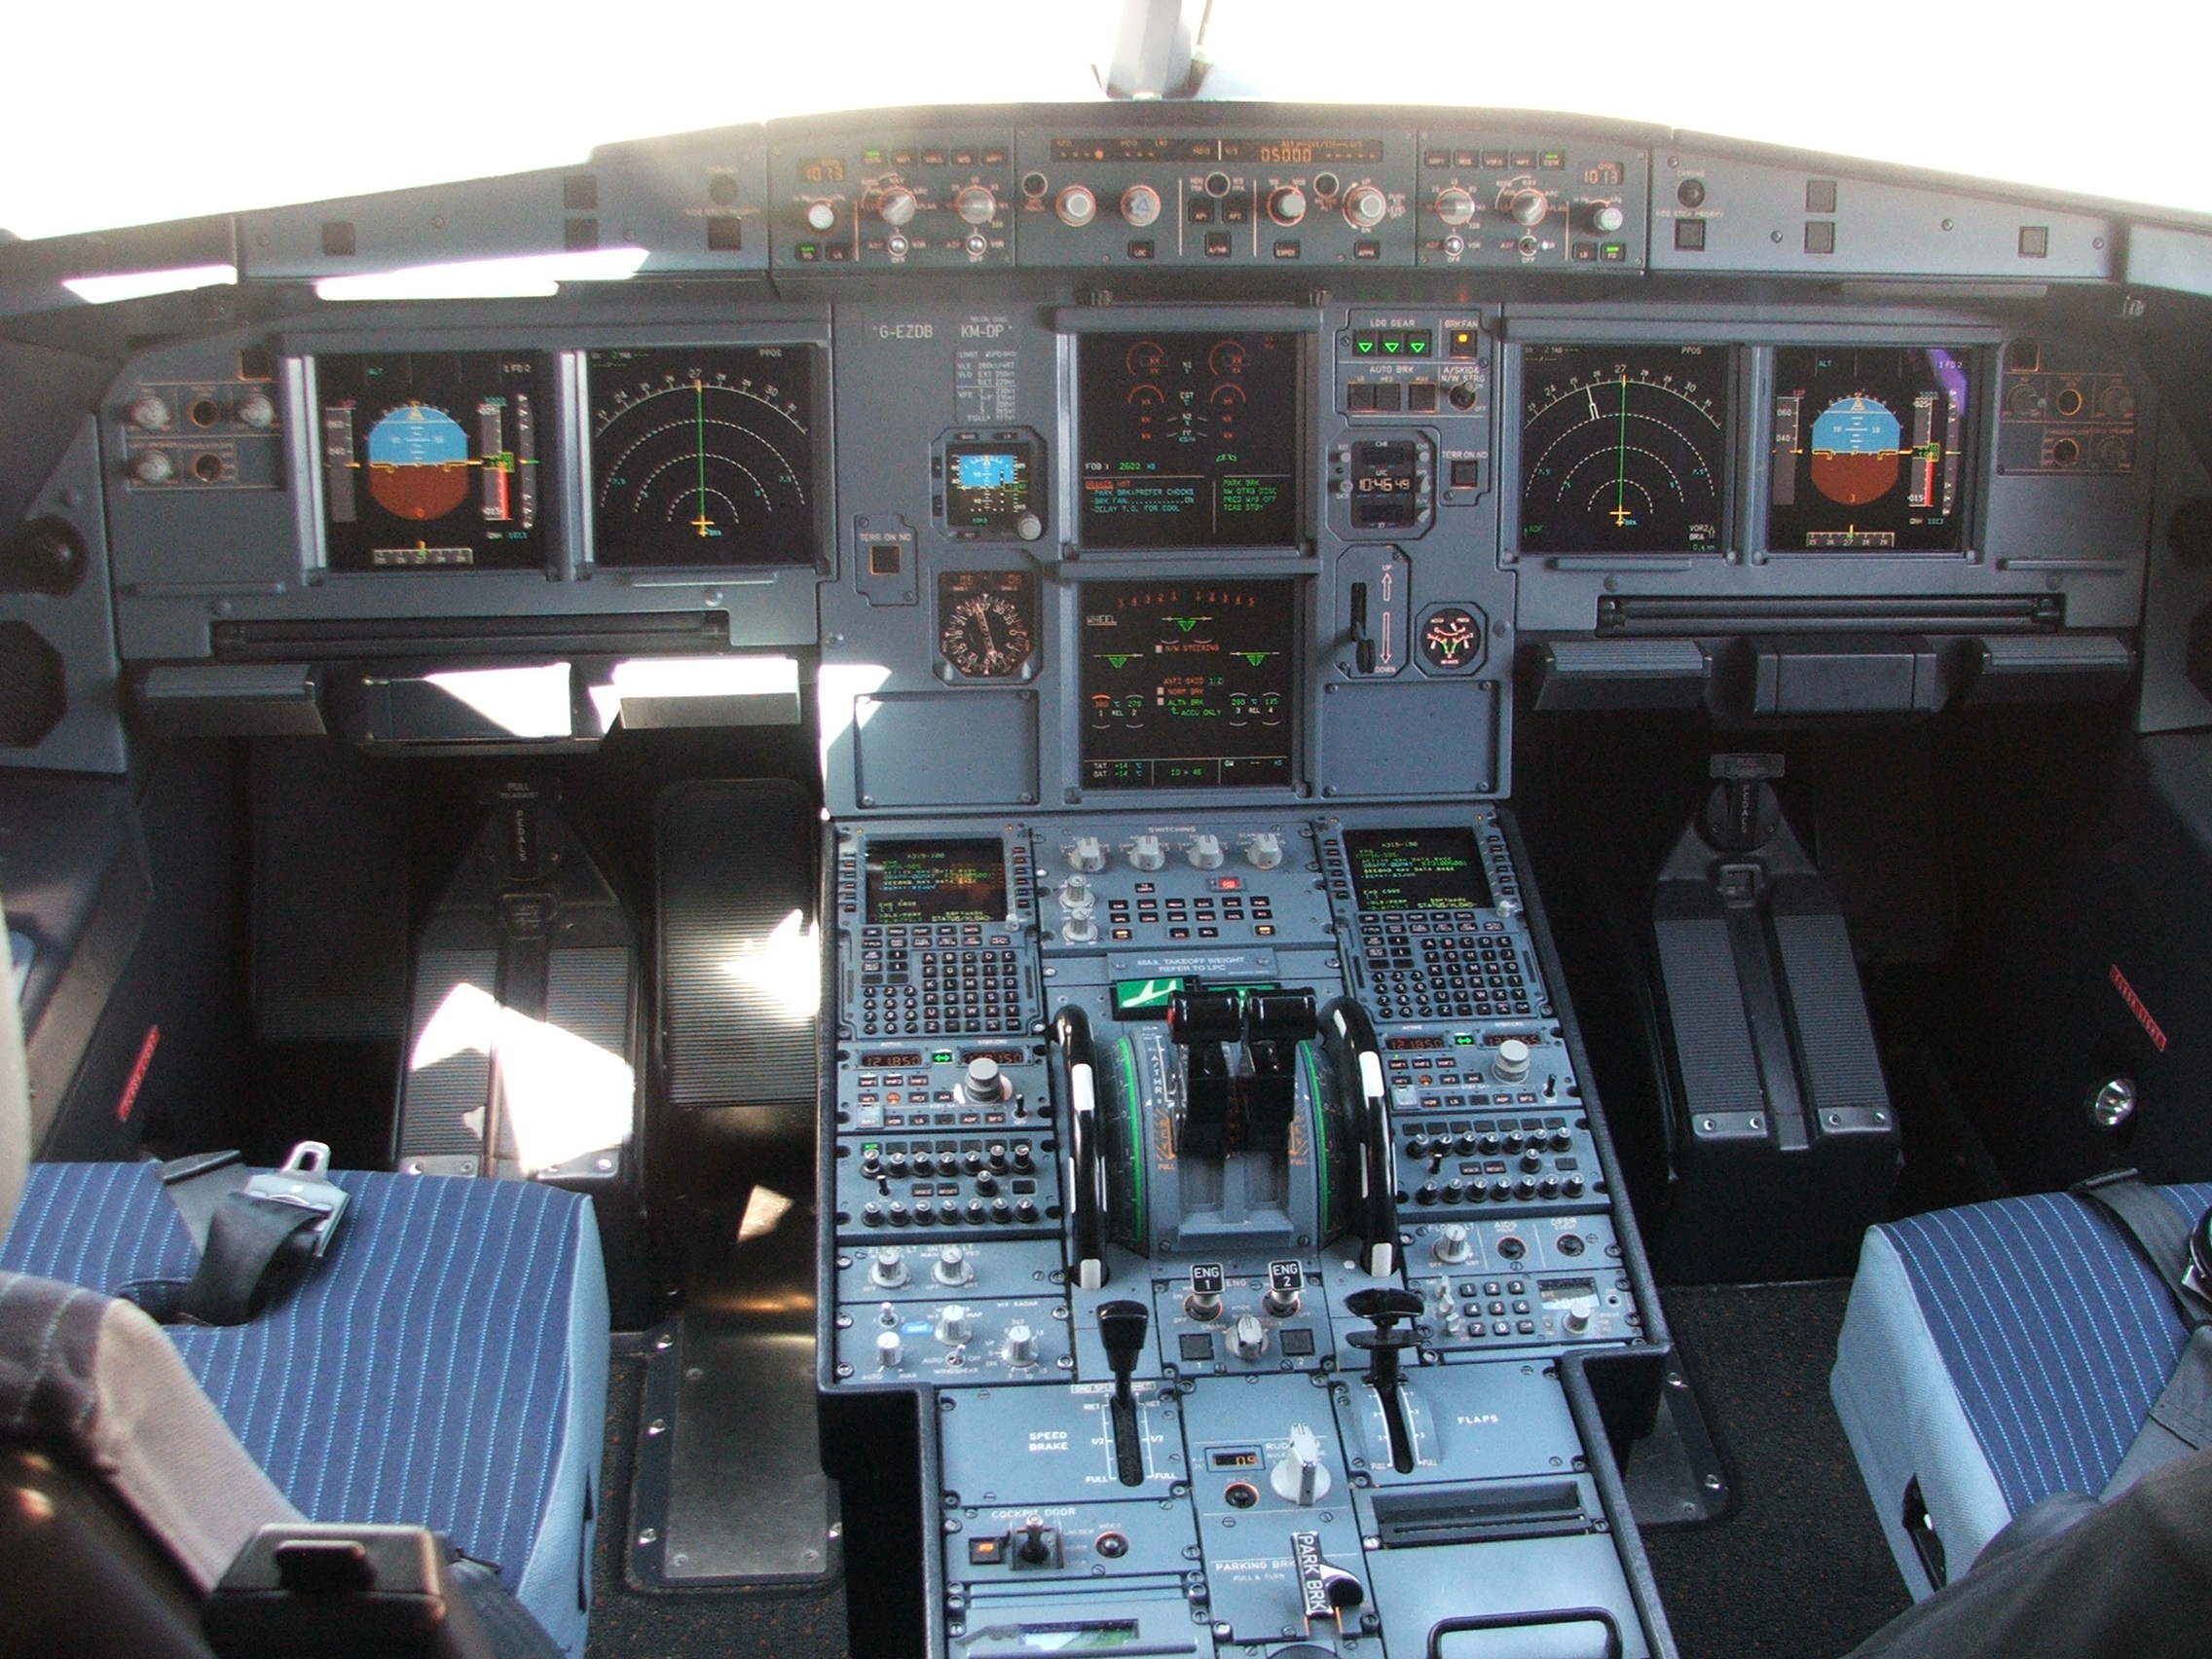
[[243, 1142, 349, 1261]]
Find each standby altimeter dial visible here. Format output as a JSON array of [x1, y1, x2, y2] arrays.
[[939, 568, 1038, 680]]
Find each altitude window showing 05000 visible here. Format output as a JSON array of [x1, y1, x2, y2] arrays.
[[1517, 345, 1725, 554], [587, 346, 820, 568]]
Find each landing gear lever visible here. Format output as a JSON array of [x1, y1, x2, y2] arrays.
[[1098, 1299, 1151, 1487]]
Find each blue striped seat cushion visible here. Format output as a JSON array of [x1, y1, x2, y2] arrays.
[[0, 1162, 600, 1610], [1874, 1182, 2212, 1512]]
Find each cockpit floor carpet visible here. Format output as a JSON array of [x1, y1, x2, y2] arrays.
[[1638, 1279, 1909, 1659], [586, 1352, 850, 1658]]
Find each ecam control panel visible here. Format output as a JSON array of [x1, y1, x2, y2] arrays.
[[821, 807, 1661, 1655]]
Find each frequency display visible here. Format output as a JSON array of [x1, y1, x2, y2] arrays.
[[317, 352, 545, 571], [1080, 579, 1296, 790], [864, 839, 1008, 926], [1346, 827, 1495, 911], [587, 346, 821, 568], [1078, 333, 1301, 549], [1769, 347, 1973, 551], [1518, 346, 1725, 554]]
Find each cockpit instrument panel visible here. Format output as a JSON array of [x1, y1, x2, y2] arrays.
[[316, 351, 545, 571], [1516, 345, 1725, 555], [1078, 332, 1301, 548], [1080, 578, 1296, 790], [585, 345, 822, 569], [1768, 346, 1973, 551]]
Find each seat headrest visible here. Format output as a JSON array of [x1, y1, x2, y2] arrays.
[[0, 892, 26, 1238]]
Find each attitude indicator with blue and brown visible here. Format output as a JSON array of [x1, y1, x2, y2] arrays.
[[587, 345, 823, 569], [1769, 345, 1972, 551], [317, 350, 545, 571], [1517, 344, 1725, 554]]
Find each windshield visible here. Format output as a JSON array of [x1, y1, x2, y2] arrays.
[[5, 0, 2207, 241]]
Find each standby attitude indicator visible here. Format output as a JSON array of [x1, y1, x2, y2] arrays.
[[1517, 345, 1724, 554], [1769, 346, 1972, 551], [587, 346, 821, 568]]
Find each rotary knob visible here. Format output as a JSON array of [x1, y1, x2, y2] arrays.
[[1493, 1038, 1532, 1084], [1244, 831, 1283, 869], [1055, 184, 1097, 227], [1061, 914, 1098, 945], [1434, 186, 1477, 227], [875, 188, 916, 227], [934, 1244, 974, 1286], [131, 450, 175, 485], [1187, 833, 1225, 869], [935, 1305, 974, 1346], [1343, 183, 1388, 230], [1057, 875, 1097, 917], [869, 1246, 909, 1289], [127, 392, 171, 431], [1120, 184, 1161, 227], [1004, 1322, 1039, 1367], [1509, 188, 1550, 228], [1233, 1313, 1270, 1361], [1127, 833, 1165, 871], [805, 201, 838, 232], [1432, 1223, 1473, 1265], [1267, 185, 1307, 225], [955, 185, 998, 226], [1068, 836, 1106, 872], [1587, 202, 1626, 234], [235, 391, 276, 430], [876, 1330, 903, 1369], [963, 1056, 1013, 1104]]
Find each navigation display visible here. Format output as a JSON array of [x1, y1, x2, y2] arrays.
[[1518, 345, 1725, 554], [1346, 827, 1495, 911], [1769, 347, 1973, 552], [864, 839, 1008, 926], [586, 346, 820, 569], [1081, 579, 1295, 790], [317, 351, 545, 571], [1078, 332, 1301, 548]]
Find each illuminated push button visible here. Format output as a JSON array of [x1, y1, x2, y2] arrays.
[[1120, 184, 1161, 227], [1343, 183, 1388, 229], [955, 185, 998, 225], [869, 1246, 910, 1288], [1187, 833, 1225, 869], [1267, 186, 1307, 225], [805, 201, 838, 232], [1433, 186, 1477, 227], [1493, 1039, 1532, 1084], [235, 392, 276, 430], [875, 187, 916, 227], [1055, 184, 1097, 227], [127, 393, 171, 430]]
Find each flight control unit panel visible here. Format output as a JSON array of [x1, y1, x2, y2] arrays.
[[821, 805, 1664, 1657]]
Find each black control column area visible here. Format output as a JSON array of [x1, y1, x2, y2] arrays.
[[818, 809, 1669, 1656]]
